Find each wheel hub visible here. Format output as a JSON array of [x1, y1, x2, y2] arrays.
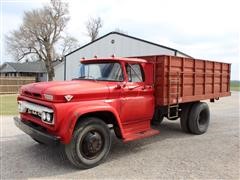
[[82, 131, 103, 159]]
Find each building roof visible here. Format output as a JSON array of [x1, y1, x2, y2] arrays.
[[65, 31, 192, 58], [0, 61, 47, 73]]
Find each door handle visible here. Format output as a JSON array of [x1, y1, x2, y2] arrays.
[[128, 85, 143, 90], [141, 86, 151, 90], [128, 86, 137, 90]]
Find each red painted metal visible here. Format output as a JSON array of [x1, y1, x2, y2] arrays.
[[133, 55, 231, 106], [16, 55, 231, 144], [123, 128, 160, 142]]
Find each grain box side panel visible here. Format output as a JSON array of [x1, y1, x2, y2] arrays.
[[161, 56, 231, 106], [133, 55, 230, 106], [162, 56, 186, 105]]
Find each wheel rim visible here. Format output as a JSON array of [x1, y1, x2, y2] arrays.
[[80, 130, 104, 160]]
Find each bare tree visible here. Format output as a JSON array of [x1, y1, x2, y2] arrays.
[[57, 35, 79, 61], [86, 17, 103, 42], [6, 0, 79, 81]]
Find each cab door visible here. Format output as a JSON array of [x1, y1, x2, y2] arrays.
[[120, 63, 154, 123]]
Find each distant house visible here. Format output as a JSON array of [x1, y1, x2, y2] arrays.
[[0, 61, 48, 82]]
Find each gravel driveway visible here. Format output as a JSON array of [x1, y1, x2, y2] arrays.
[[1, 92, 239, 179]]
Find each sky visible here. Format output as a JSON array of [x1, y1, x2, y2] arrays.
[[0, 0, 239, 80]]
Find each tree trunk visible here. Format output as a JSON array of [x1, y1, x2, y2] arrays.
[[48, 65, 55, 81], [45, 47, 55, 81]]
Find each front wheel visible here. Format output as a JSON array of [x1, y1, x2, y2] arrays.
[[65, 117, 112, 169]]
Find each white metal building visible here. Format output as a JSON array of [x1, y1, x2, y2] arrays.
[[53, 32, 191, 81]]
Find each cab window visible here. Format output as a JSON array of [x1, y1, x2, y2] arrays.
[[126, 63, 144, 82], [79, 62, 123, 81]]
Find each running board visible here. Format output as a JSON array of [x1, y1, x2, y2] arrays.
[[123, 128, 160, 142]]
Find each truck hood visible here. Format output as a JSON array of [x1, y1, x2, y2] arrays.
[[21, 80, 109, 102]]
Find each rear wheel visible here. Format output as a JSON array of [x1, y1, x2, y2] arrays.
[[188, 102, 210, 135], [65, 117, 112, 169], [180, 103, 192, 133]]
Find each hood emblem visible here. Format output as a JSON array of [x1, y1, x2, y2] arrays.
[[64, 95, 73, 102]]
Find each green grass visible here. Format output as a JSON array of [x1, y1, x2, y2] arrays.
[[230, 81, 240, 91], [0, 94, 18, 115]]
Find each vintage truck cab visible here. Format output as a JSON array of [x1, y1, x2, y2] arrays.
[[14, 56, 159, 169]]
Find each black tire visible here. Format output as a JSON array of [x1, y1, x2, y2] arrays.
[[32, 138, 45, 145], [188, 102, 210, 135], [151, 108, 164, 126], [65, 117, 112, 169], [180, 103, 192, 133]]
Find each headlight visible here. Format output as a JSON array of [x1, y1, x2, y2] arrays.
[[46, 113, 51, 121], [41, 112, 54, 124], [44, 94, 53, 101], [41, 112, 46, 120]]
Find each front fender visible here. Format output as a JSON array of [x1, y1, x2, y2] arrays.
[[58, 100, 123, 144]]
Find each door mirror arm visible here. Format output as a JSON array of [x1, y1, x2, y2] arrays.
[[115, 82, 126, 89]]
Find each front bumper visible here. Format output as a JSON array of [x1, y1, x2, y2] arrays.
[[14, 117, 60, 146]]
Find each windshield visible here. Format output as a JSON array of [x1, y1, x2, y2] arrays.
[[78, 62, 123, 81]]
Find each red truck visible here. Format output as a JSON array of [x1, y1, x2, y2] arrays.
[[14, 55, 231, 169]]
